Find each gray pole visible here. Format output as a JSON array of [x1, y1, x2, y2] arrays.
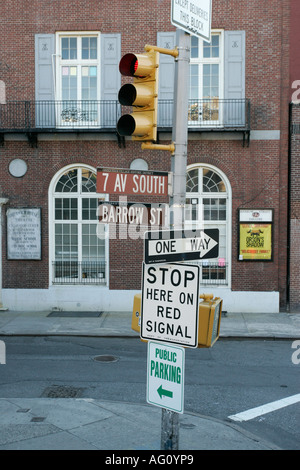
[[161, 28, 190, 452], [170, 29, 191, 230]]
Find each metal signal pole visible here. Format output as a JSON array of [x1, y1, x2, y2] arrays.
[[161, 28, 191, 451]]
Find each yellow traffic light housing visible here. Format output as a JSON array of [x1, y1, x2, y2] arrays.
[[117, 49, 159, 142], [132, 293, 223, 348]]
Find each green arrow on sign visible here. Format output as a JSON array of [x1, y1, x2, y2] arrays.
[[157, 385, 173, 399]]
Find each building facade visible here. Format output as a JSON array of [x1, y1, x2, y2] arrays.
[[0, 0, 291, 313], [289, 0, 300, 312]]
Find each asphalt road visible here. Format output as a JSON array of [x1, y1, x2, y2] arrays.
[[0, 336, 299, 450]]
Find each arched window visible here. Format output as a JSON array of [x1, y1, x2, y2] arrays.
[[186, 164, 231, 286], [49, 165, 107, 285]]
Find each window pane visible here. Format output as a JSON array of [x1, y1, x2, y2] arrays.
[[81, 37, 97, 60], [203, 35, 219, 58], [81, 170, 96, 192], [81, 66, 98, 101], [82, 224, 105, 260], [191, 36, 198, 58], [82, 198, 98, 220], [61, 37, 77, 60], [55, 169, 78, 192], [186, 169, 199, 192], [190, 65, 199, 101], [185, 197, 198, 220], [203, 198, 226, 220], [203, 170, 226, 192], [55, 224, 78, 260]]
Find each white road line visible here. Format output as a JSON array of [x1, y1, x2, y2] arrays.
[[228, 393, 300, 422]]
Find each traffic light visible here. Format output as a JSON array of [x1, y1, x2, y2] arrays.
[[117, 49, 159, 142]]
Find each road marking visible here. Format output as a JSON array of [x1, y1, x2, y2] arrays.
[[228, 393, 300, 422]]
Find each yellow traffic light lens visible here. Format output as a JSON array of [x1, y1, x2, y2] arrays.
[[118, 84, 137, 106], [117, 114, 136, 136]]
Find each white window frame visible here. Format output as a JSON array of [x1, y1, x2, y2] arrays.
[[48, 163, 109, 286], [189, 30, 224, 127], [185, 163, 232, 288], [55, 32, 101, 128]]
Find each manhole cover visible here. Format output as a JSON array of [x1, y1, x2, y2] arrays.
[[41, 385, 84, 398], [93, 355, 119, 363]]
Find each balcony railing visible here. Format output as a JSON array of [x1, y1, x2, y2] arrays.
[[158, 99, 250, 129], [0, 99, 250, 132]]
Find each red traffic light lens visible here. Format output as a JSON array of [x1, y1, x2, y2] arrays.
[[119, 54, 138, 77]]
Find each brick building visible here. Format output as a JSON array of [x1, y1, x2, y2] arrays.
[[0, 0, 291, 313], [289, 0, 300, 312]]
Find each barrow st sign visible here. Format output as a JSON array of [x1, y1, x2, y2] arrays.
[[98, 201, 167, 228], [144, 229, 219, 264], [141, 262, 200, 348]]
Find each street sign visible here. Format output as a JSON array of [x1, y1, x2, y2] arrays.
[[171, 0, 212, 42], [98, 201, 167, 227], [97, 168, 171, 197], [144, 229, 219, 264], [147, 341, 185, 413], [141, 262, 200, 348]]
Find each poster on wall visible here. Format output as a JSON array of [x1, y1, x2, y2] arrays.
[[238, 209, 273, 261], [7, 208, 41, 260]]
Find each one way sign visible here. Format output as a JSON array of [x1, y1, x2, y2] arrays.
[[144, 229, 219, 264]]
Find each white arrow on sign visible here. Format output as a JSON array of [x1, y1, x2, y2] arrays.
[[176, 231, 219, 259]]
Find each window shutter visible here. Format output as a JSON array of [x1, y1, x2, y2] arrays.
[[224, 31, 245, 126], [35, 34, 55, 127], [157, 32, 176, 127], [101, 34, 121, 127]]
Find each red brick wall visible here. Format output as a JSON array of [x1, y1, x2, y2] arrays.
[[0, 0, 291, 308]]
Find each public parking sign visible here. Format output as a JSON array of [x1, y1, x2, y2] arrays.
[[147, 341, 185, 413], [141, 263, 200, 348]]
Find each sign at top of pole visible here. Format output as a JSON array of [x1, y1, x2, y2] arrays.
[[171, 0, 212, 42]]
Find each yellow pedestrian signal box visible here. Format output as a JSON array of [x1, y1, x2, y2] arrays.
[[132, 293, 223, 348], [132, 293, 142, 332], [117, 49, 159, 142], [197, 294, 223, 348]]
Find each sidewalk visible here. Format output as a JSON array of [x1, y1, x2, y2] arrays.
[[0, 309, 299, 450], [0, 308, 300, 338]]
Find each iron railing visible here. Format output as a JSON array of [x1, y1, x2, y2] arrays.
[[53, 261, 107, 285], [0, 99, 250, 132], [188, 261, 229, 285]]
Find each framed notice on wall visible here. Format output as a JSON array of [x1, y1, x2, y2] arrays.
[[7, 208, 41, 260], [238, 209, 273, 261]]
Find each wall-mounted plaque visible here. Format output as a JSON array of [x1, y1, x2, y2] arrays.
[[7, 208, 41, 260]]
